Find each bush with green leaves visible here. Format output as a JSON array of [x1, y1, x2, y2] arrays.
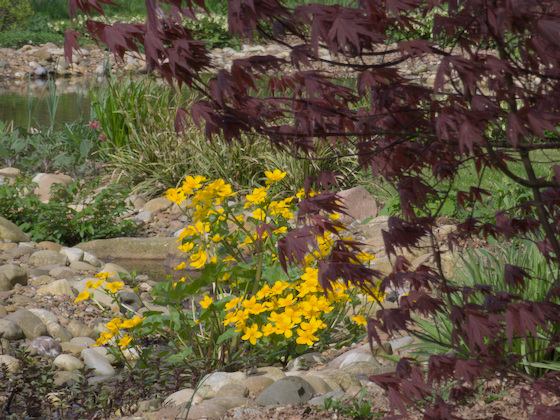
[[0, 177, 138, 246], [0, 0, 32, 32], [412, 237, 560, 377]]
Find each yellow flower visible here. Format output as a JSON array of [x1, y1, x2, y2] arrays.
[[178, 241, 195, 253], [270, 281, 290, 295], [118, 334, 133, 349], [272, 226, 287, 235], [85, 279, 103, 289], [225, 297, 240, 311], [245, 186, 268, 206], [200, 295, 213, 309], [242, 324, 263, 345], [351, 315, 367, 326], [296, 326, 319, 346], [222, 272, 231, 281], [120, 316, 144, 329], [261, 323, 276, 336], [251, 208, 267, 221], [74, 289, 90, 302], [265, 169, 287, 183], [182, 175, 207, 194], [95, 272, 114, 280], [165, 188, 186, 205], [105, 281, 124, 293], [190, 247, 208, 269], [277, 293, 296, 308], [174, 262, 186, 270], [106, 317, 122, 333], [211, 234, 224, 242]]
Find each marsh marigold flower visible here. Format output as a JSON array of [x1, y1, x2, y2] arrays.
[[265, 169, 287, 183], [200, 295, 213, 309], [242, 324, 263, 345]]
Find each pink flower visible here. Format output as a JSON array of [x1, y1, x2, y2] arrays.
[[89, 121, 100, 130], [99, 134, 106, 141]]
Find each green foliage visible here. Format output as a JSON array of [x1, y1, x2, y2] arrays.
[[81, 175, 377, 369], [0, 29, 62, 48], [185, 13, 240, 49], [413, 237, 560, 376], [0, 177, 138, 246], [0, 342, 193, 418], [0, 0, 32, 32], [0, 120, 102, 177], [321, 388, 380, 419]]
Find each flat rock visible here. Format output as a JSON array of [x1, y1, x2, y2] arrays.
[[0, 319, 24, 339], [81, 348, 115, 376], [216, 383, 249, 398], [60, 247, 84, 263], [36, 279, 75, 297], [29, 250, 68, 267], [142, 197, 173, 213], [46, 322, 73, 342], [255, 376, 315, 406], [77, 237, 177, 261], [4, 309, 48, 339], [242, 376, 275, 398], [27, 308, 59, 325], [53, 354, 84, 371], [196, 371, 247, 400], [163, 388, 202, 407], [0, 264, 28, 291], [0, 216, 30, 242]]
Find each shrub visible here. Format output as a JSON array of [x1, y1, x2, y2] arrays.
[[0, 177, 138, 246], [0, 0, 32, 32], [77, 173, 381, 369]]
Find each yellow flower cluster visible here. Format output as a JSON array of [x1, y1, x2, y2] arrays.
[[74, 272, 122, 303], [96, 315, 144, 349]]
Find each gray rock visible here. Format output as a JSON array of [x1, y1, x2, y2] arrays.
[[308, 391, 346, 406], [29, 250, 69, 267], [69, 261, 99, 272], [118, 291, 143, 312], [60, 247, 84, 263], [300, 375, 332, 394], [0, 264, 28, 291], [390, 335, 415, 350], [53, 354, 84, 371], [3, 246, 35, 259], [255, 376, 315, 406], [60, 342, 84, 356], [0, 305, 7, 317], [46, 322, 73, 342], [81, 348, 115, 376], [342, 361, 383, 378], [216, 383, 249, 398], [27, 308, 59, 325], [186, 401, 228, 419], [287, 352, 327, 371], [27, 336, 62, 357], [242, 375, 275, 398], [77, 237, 178, 261], [4, 310, 48, 339], [251, 366, 286, 381], [67, 321, 98, 340], [0, 217, 30, 242], [0, 355, 20, 372], [36, 279, 75, 297], [0, 319, 24, 340], [328, 369, 362, 391], [230, 407, 264, 418], [208, 397, 256, 410], [82, 251, 102, 267], [35, 66, 47, 76], [135, 210, 154, 224]]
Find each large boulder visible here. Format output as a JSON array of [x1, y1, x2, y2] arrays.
[[29, 250, 68, 268], [4, 310, 48, 339], [0, 264, 28, 291], [336, 186, 378, 224], [0, 217, 30, 243], [31, 173, 73, 202]]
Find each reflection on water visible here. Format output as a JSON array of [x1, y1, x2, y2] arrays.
[[106, 258, 200, 283], [0, 76, 101, 128]]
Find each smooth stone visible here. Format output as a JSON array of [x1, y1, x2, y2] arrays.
[[54, 371, 80, 387], [163, 388, 202, 407], [118, 291, 143, 311], [0, 216, 30, 242], [135, 210, 154, 223], [196, 371, 247, 400], [242, 376, 275, 398], [0, 355, 20, 372], [38, 241, 63, 252], [336, 186, 378, 224], [100, 262, 131, 282], [142, 197, 173, 213], [69, 336, 96, 350], [308, 390, 346, 406], [4, 246, 35, 258], [82, 251, 102, 267], [300, 375, 333, 394], [208, 396, 256, 410], [67, 321, 98, 340], [60, 342, 84, 356], [27, 336, 62, 357], [31, 173, 73, 202], [27, 308, 59, 325], [328, 369, 362, 391], [0, 305, 7, 317], [0, 264, 28, 291], [69, 260, 99, 272], [287, 352, 327, 371], [0, 319, 24, 339], [216, 383, 249, 398], [390, 335, 415, 350], [77, 237, 178, 261], [255, 376, 315, 406], [252, 366, 286, 381], [81, 348, 115, 376], [29, 250, 69, 267], [53, 354, 84, 371], [186, 401, 227, 420], [46, 322, 73, 342], [60, 247, 84, 263], [49, 266, 80, 279], [0, 167, 21, 177], [36, 279, 75, 297], [4, 310, 48, 339]]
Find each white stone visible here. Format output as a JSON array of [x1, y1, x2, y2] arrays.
[[82, 251, 102, 267], [28, 308, 59, 325], [81, 348, 115, 376], [60, 247, 84, 263], [196, 371, 247, 400]]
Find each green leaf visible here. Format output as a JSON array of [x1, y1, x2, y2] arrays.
[[216, 327, 238, 345]]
